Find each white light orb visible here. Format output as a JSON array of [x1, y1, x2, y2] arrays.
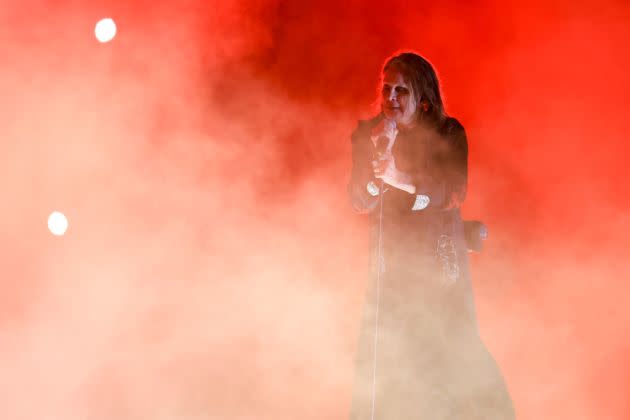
[[48, 211, 69, 236], [95, 18, 117, 43]]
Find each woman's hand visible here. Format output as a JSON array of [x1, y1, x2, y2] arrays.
[[372, 152, 398, 184], [372, 153, 417, 194], [370, 118, 398, 145]]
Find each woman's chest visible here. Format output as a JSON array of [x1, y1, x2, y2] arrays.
[[392, 134, 433, 173]]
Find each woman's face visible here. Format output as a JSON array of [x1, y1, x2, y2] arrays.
[[381, 68, 417, 127]]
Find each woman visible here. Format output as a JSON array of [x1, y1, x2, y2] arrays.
[[348, 52, 515, 419]]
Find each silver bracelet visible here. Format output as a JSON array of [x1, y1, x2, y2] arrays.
[[412, 194, 430, 211], [366, 181, 380, 196]]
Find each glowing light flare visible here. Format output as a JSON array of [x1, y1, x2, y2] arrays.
[[95, 18, 117, 43], [48, 211, 69, 236]]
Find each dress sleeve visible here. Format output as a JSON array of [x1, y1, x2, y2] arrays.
[[347, 120, 379, 214], [411, 117, 468, 211]]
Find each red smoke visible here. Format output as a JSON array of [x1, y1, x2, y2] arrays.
[[1, 0, 629, 419]]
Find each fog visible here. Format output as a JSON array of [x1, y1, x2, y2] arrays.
[[1, 0, 629, 419]]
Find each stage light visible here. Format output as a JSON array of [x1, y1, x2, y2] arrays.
[[48, 211, 69, 236], [95, 18, 117, 43]]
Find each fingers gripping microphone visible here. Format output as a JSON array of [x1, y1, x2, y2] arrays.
[[372, 118, 397, 158], [367, 119, 397, 196]]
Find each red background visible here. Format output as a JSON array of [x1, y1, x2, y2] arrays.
[[2, 0, 629, 418]]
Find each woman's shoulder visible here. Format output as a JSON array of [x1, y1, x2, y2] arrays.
[[438, 116, 466, 138], [351, 114, 382, 143]]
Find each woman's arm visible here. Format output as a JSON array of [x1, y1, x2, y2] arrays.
[[347, 120, 379, 214], [411, 118, 468, 211], [438, 117, 468, 210], [372, 157, 417, 194]]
